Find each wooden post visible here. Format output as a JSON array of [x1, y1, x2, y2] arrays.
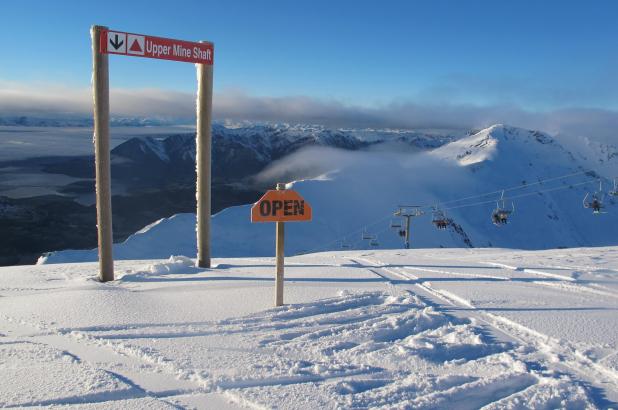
[[91, 25, 114, 282], [196, 44, 214, 268], [275, 182, 285, 306]]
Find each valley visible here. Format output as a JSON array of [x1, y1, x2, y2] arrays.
[[0, 123, 457, 265]]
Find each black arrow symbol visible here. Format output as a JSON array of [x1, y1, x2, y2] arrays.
[[109, 34, 124, 50]]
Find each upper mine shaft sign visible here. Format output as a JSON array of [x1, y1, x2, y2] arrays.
[[251, 189, 312, 223], [92, 24, 215, 282], [100, 30, 214, 64]]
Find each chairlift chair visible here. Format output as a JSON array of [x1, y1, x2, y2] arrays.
[[390, 219, 402, 229], [361, 229, 373, 240], [492, 209, 512, 225], [431, 207, 449, 230], [369, 238, 379, 247], [610, 178, 618, 197], [583, 181, 605, 214], [492, 191, 514, 226], [434, 219, 449, 230], [583, 194, 604, 214]]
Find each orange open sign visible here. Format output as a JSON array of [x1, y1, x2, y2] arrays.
[[251, 189, 312, 223]]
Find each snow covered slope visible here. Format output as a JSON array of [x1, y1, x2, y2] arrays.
[[41, 124, 618, 264], [3, 247, 618, 408]]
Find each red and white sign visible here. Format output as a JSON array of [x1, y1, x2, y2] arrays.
[[100, 30, 213, 64]]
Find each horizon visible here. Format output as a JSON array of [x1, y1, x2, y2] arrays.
[[1, 1, 618, 139]]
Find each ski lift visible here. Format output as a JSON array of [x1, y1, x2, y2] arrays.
[[610, 178, 618, 197], [390, 219, 402, 229], [361, 228, 373, 240], [369, 238, 380, 247], [583, 180, 605, 214], [491, 190, 514, 226], [431, 207, 449, 230], [340, 241, 351, 249]]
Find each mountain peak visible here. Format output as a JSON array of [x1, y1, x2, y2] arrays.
[[479, 124, 554, 144], [433, 124, 559, 166]]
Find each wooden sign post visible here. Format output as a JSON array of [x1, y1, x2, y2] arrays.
[[275, 184, 286, 306], [91, 26, 114, 282], [251, 183, 312, 306], [91, 26, 214, 281]]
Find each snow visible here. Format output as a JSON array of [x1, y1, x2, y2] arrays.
[[15, 123, 618, 407], [41, 124, 618, 264], [3, 247, 618, 408]]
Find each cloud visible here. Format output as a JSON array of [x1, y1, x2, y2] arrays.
[[252, 145, 470, 199], [216, 93, 618, 142], [0, 82, 90, 116], [0, 81, 617, 142], [252, 146, 358, 187], [0, 82, 193, 117]]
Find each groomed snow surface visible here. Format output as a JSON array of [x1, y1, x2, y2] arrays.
[[2, 247, 618, 409]]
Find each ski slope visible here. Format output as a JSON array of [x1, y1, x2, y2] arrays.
[[41, 124, 618, 264], [2, 247, 618, 408]]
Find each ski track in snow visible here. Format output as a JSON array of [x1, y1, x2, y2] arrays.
[[1, 249, 617, 408], [479, 261, 618, 299], [352, 254, 618, 408], [0, 291, 532, 408]]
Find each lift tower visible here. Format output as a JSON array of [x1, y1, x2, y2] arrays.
[[394, 206, 424, 249]]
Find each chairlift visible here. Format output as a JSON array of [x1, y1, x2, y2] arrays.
[[492, 190, 514, 226], [583, 181, 605, 214], [610, 178, 618, 197], [369, 238, 379, 247], [361, 229, 373, 240], [340, 241, 351, 249], [390, 219, 402, 229], [431, 207, 449, 230]]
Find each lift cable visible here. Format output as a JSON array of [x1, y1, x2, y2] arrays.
[[292, 172, 601, 256]]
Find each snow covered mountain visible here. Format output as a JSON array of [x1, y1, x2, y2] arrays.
[[95, 123, 458, 188], [103, 123, 458, 171], [41, 124, 618, 263]]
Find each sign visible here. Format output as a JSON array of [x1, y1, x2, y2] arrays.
[[251, 189, 312, 223], [91, 24, 215, 281], [251, 184, 312, 306], [100, 29, 214, 64]]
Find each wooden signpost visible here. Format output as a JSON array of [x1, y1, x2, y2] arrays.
[[251, 184, 313, 306], [91, 26, 214, 281]]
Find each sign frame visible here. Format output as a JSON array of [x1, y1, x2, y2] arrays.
[[91, 25, 215, 282]]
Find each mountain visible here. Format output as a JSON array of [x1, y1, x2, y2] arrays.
[[42, 123, 457, 192], [40, 124, 618, 264], [556, 133, 618, 181], [0, 122, 459, 266]]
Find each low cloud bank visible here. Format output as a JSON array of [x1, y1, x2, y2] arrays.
[[1, 82, 617, 141], [252, 146, 470, 202]]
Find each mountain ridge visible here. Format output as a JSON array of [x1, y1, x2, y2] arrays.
[[40, 124, 618, 263]]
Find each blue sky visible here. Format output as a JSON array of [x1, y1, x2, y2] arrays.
[[1, 0, 617, 109], [1, 0, 618, 135]]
